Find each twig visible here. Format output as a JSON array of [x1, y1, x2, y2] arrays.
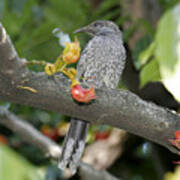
[[25, 60, 47, 66], [79, 162, 121, 180], [0, 107, 61, 159]]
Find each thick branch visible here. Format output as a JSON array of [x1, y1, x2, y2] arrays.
[[0, 22, 180, 154], [0, 107, 120, 180]]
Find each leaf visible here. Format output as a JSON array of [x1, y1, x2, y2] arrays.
[[0, 145, 45, 180], [0, 0, 5, 18], [44, 0, 88, 32], [140, 58, 161, 88], [133, 35, 153, 70], [165, 166, 180, 180], [93, 0, 120, 17], [155, 4, 180, 102], [138, 42, 156, 68]]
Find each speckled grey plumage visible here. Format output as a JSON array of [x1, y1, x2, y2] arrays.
[[58, 20, 126, 175], [77, 33, 126, 89]]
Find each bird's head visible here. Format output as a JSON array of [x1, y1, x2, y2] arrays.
[[74, 20, 120, 36]]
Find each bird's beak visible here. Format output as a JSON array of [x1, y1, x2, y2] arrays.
[[74, 26, 89, 34]]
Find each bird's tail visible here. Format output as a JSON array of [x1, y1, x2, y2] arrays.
[[58, 118, 89, 175]]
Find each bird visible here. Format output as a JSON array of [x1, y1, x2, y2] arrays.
[[58, 20, 126, 175]]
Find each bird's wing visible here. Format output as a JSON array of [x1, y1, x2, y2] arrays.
[[76, 36, 110, 84], [76, 38, 95, 81], [76, 35, 126, 89]]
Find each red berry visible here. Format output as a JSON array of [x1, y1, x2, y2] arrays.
[[95, 131, 110, 141], [71, 84, 97, 103], [175, 130, 180, 140], [0, 135, 7, 144], [41, 126, 59, 141]]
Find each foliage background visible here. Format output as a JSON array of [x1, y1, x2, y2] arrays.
[[0, 0, 180, 179]]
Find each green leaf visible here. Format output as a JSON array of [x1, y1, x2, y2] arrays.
[[0, 0, 5, 18], [133, 35, 153, 70], [138, 42, 156, 68], [93, 0, 119, 16], [140, 58, 161, 88], [44, 0, 88, 32], [155, 4, 180, 102], [0, 145, 45, 180]]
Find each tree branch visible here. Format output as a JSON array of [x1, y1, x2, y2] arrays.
[[0, 106, 120, 180], [79, 162, 120, 180], [0, 106, 62, 159], [0, 22, 180, 154]]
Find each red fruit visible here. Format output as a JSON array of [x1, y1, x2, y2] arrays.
[[173, 161, 180, 164], [71, 84, 97, 103], [41, 126, 59, 141], [175, 130, 180, 140], [95, 131, 110, 141], [0, 135, 7, 144]]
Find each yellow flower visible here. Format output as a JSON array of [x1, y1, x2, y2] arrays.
[[62, 37, 81, 64], [45, 63, 56, 76]]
